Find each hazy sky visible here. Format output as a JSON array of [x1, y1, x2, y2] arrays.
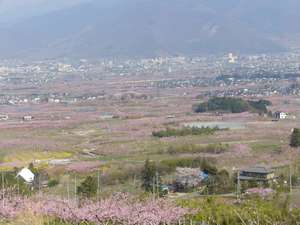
[[0, 0, 87, 11], [0, 0, 89, 23]]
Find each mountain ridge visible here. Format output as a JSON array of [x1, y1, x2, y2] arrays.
[[0, 0, 299, 59]]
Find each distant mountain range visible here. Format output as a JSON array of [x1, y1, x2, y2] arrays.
[[0, 0, 86, 25], [1, 0, 300, 59]]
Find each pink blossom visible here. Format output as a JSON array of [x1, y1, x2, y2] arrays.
[[245, 188, 275, 198], [0, 192, 189, 224]]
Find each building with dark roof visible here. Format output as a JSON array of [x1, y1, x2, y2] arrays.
[[239, 166, 275, 182]]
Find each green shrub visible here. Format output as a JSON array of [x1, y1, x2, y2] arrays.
[[0, 171, 31, 196], [152, 126, 220, 138], [48, 179, 59, 187], [167, 143, 229, 155], [101, 166, 142, 185], [181, 196, 299, 225], [158, 157, 217, 174], [290, 128, 300, 147], [77, 176, 97, 198]]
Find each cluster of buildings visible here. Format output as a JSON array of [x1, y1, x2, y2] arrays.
[[0, 53, 300, 107], [0, 92, 104, 106], [0, 114, 33, 122], [155, 165, 281, 200], [0, 52, 298, 86]]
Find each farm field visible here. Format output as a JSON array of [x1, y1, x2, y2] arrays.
[[3, 1, 300, 223], [0, 79, 300, 192], [0, 66, 300, 225]]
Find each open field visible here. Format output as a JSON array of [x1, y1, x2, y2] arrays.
[[0, 103, 298, 172], [0, 69, 300, 199]]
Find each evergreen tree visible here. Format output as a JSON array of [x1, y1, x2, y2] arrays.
[[290, 128, 300, 147], [28, 162, 38, 174], [141, 160, 160, 192], [77, 176, 97, 198]]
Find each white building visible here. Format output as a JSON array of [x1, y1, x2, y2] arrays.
[[100, 113, 115, 120], [274, 111, 287, 120], [17, 168, 35, 183], [228, 53, 238, 64], [23, 115, 33, 121], [0, 115, 8, 121]]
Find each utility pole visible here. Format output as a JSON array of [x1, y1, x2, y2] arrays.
[[2, 172, 4, 208], [156, 171, 159, 198], [152, 176, 155, 200], [237, 169, 241, 201], [289, 164, 292, 194], [67, 174, 70, 201], [38, 174, 41, 196], [97, 170, 100, 202], [133, 174, 136, 186], [286, 155, 293, 211], [74, 174, 77, 204], [156, 86, 160, 98], [17, 177, 19, 196]]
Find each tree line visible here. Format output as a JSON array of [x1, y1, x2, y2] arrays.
[[194, 97, 272, 114], [152, 126, 221, 138]]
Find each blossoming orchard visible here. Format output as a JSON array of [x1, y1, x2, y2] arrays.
[[0, 192, 188, 225]]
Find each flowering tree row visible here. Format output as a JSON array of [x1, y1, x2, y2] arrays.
[[0, 193, 188, 225]]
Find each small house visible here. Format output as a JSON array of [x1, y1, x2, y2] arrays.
[[174, 167, 208, 191], [274, 111, 287, 120], [239, 166, 275, 183], [17, 168, 35, 183], [23, 115, 33, 121], [166, 115, 176, 119], [100, 113, 115, 120]]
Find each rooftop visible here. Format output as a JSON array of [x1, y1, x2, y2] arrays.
[[241, 166, 273, 174]]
